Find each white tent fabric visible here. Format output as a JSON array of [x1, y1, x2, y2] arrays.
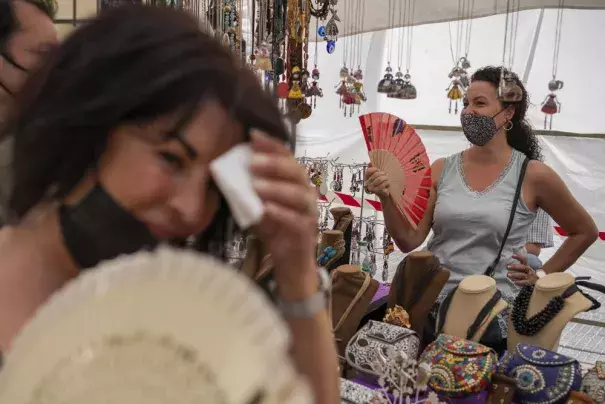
[[302, 9, 605, 134], [331, 0, 605, 35], [297, 9, 605, 283]]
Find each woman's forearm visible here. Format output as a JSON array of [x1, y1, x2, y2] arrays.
[[380, 196, 418, 252], [287, 311, 339, 404], [276, 264, 339, 404], [542, 233, 598, 274]]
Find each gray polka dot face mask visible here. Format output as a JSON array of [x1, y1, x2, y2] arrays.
[[460, 110, 506, 146]]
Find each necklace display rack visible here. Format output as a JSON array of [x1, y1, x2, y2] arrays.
[[296, 156, 396, 282]]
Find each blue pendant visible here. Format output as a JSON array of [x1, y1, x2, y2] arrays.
[[318, 26, 326, 37], [326, 40, 336, 54]]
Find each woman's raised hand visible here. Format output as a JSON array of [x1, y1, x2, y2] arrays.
[[364, 166, 391, 199], [250, 130, 319, 300]]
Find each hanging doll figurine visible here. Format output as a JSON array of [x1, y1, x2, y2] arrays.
[[288, 67, 304, 99], [400, 73, 417, 100], [446, 79, 464, 114], [541, 79, 563, 130], [306, 81, 323, 108], [377, 65, 395, 93], [300, 69, 311, 95], [256, 43, 272, 71], [541, 93, 561, 130]]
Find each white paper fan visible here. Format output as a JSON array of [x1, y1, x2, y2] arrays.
[[0, 246, 311, 404]]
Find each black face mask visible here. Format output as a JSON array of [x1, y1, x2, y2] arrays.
[[59, 185, 159, 270], [0, 52, 28, 97]]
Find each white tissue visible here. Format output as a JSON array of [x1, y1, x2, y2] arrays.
[[210, 144, 264, 229]]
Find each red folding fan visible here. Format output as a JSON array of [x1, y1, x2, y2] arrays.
[[359, 112, 431, 229]]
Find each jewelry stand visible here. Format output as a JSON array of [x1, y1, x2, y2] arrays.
[[317, 230, 346, 271], [330, 265, 379, 356], [331, 207, 354, 267], [387, 251, 450, 337], [441, 275, 508, 342], [507, 272, 593, 351]]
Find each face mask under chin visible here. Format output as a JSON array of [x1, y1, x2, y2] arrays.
[[460, 109, 507, 147], [59, 185, 159, 270]]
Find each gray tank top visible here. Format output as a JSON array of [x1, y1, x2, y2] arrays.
[[426, 149, 536, 297]]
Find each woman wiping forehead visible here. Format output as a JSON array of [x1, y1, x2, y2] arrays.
[[0, 6, 339, 402]]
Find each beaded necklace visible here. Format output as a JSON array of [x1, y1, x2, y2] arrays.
[[511, 284, 599, 336]]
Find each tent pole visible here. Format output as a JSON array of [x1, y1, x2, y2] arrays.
[[522, 8, 545, 84]]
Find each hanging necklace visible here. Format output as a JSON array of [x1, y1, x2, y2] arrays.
[[445, 0, 473, 113], [511, 284, 577, 336], [541, 0, 565, 130], [498, 0, 523, 102], [377, 0, 396, 93]]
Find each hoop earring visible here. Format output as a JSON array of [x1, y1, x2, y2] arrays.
[[504, 121, 513, 131]]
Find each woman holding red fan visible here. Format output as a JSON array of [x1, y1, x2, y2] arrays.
[[365, 66, 597, 300]]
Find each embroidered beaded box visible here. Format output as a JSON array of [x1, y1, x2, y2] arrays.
[[498, 343, 582, 404], [420, 334, 497, 399]]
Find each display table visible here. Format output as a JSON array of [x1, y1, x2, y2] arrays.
[[367, 282, 390, 313]]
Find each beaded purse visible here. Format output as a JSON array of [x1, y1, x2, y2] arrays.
[[580, 361, 605, 403], [498, 343, 581, 404], [419, 334, 496, 398], [420, 334, 497, 398], [345, 320, 420, 381]]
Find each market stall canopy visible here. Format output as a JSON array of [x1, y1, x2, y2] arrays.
[[324, 0, 605, 36]]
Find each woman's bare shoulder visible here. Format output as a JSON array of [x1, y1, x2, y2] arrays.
[[431, 158, 446, 186]]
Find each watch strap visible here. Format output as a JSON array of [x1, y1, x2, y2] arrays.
[[277, 267, 328, 318]]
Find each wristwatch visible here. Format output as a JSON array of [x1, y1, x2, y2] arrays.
[[277, 267, 329, 318]]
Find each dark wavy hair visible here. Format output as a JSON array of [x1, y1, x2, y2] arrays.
[[2, 5, 290, 257], [471, 66, 543, 161]]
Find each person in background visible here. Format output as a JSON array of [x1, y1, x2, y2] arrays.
[[0, 0, 58, 224], [525, 208, 554, 271], [365, 66, 597, 300]]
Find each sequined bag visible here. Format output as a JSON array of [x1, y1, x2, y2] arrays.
[[345, 320, 420, 380], [580, 361, 605, 403], [498, 343, 582, 404], [340, 378, 376, 403], [420, 334, 497, 398]]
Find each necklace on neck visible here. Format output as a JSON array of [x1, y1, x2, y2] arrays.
[[511, 284, 578, 336]]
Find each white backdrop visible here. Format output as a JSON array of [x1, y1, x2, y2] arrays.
[[296, 9, 605, 283]]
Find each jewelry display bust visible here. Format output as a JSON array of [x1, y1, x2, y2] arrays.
[[330, 265, 378, 355], [507, 272, 592, 351], [441, 275, 508, 342]]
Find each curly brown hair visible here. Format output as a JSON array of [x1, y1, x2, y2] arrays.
[[471, 66, 543, 161]]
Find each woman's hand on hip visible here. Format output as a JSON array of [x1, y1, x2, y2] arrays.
[[507, 254, 539, 286], [364, 166, 390, 199], [250, 130, 319, 300]]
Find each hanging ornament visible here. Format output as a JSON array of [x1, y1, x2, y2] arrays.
[[384, 0, 417, 100], [382, 227, 394, 283], [288, 67, 304, 99], [256, 42, 273, 71], [498, 70, 523, 102], [388, 73, 417, 100], [312, 66, 320, 80], [498, 0, 523, 102], [318, 25, 326, 37], [541, 79, 563, 130], [542, 5, 564, 130], [324, 8, 340, 42], [377, 65, 395, 93], [446, 79, 464, 114], [326, 40, 336, 53]]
